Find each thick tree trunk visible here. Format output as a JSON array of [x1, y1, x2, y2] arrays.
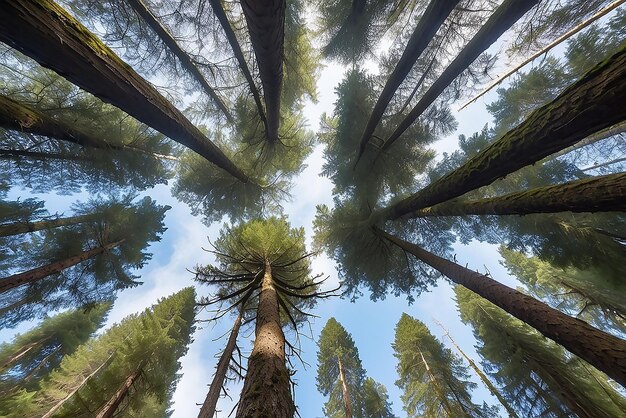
[[337, 355, 353, 418], [375, 45, 626, 222], [0, 239, 124, 294], [356, 0, 460, 159], [95, 364, 144, 418], [444, 330, 519, 418], [408, 173, 626, 217], [240, 0, 285, 143], [0, 213, 98, 237], [383, 0, 540, 151], [125, 0, 233, 122], [236, 261, 294, 418], [209, 0, 267, 133], [41, 352, 115, 418], [0, 0, 248, 183], [198, 308, 243, 418], [377, 228, 626, 388]]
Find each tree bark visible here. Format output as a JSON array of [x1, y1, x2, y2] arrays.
[[95, 364, 144, 418], [376, 228, 626, 388], [209, 0, 267, 133], [356, 0, 460, 160], [240, 0, 285, 144], [0, 213, 99, 237], [408, 173, 626, 217], [198, 308, 243, 418], [383, 0, 540, 151], [125, 0, 233, 122], [374, 45, 626, 222], [0, 0, 248, 183], [337, 355, 353, 418], [236, 261, 294, 418], [0, 239, 124, 294]]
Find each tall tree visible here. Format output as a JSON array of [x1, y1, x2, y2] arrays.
[[393, 313, 496, 417], [1, 288, 196, 418], [456, 285, 626, 418]]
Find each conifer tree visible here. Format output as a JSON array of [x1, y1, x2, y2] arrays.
[[0, 288, 196, 418]]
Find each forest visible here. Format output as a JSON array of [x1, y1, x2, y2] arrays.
[[0, 0, 625, 417]]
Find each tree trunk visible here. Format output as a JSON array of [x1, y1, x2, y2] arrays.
[[41, 352, 115, 418], [95, 364, 144, 418], [0, 239, 124, 294], [444, 330, 519, 418], [460, 0, 626, 110], [375, 45, 626, 222], [408, 173, 626, 217], [0, 0, 248, 183], [20, 344, 62, 387], [376, 228, 626, 388], [382, 0, 540, 151], [420, 350, 454, 417], [198, 308, 243, 418], [337, 355, 353, 418], [0, 337, 48, 372], [0, 149, 94, 162], [582, 157, 626, 172], [209, 0, 267, 133], [550, 120, 626, 159], [0, 213, 99, 237], [240, 0, 285, 144], [125, 0, 233, 122], [356, 0, 459, 160], [236, 261, 294, 418]]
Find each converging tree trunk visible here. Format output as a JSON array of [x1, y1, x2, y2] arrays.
[[0, 213, 98, 237], [382, 0, 540, 151], [356, 0, 460, 160], [125, 0, 233, 122], [198, 308, 244, 418], [0, 0, 248, 182], [240, 0, 285, 143], [408, 173, 626, 217], [236, 261, 294, 418], [0, 240, 124, 294], [376, 228, 626, 388], [337, 355, 353, 418], [95, 364, 144, 418], [372, 45, 626, 222]]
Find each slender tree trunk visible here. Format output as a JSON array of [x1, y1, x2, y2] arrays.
[[337, 355, 353, 418], [356, 0, 459, 160], [550, 120, 626, 159], [582, 157, 626, 172], [0, 149, 94, 162], [0, 0, 248, 183], [95, 364, 144, 418], [372, 45, 626, 222], [443, 329, 519, 418], [376, 228, 626, 388], [408, 173, 626, 217], [198, 308, 244, 418], [240, 0, 285, 143], [419, 350, 454, 417], [125, 0, 233, 122], [41, 352, 115, 418], [383, 0, 540, 151], [0, 337, 48, 371], [236, 261, 294, 417], [209, 0, 267, 133], [20, 344, 62, 386], [460, 0, 626, 110], [0, 239, 124, 294], [0, 213, 98, 237]]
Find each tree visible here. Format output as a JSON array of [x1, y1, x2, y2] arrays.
[[361, 377, 395, 418], [1, 287, 196, 417], [0, 196, 169, 328], [194, 218, 335, 417], [393, 313, 496, 417], [456, 285, 626, 418], [0, 302, 111, 394]]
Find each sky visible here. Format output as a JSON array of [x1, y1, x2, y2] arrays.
[[3, 3, 622, 417]]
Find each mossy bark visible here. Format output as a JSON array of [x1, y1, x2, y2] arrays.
[[0, 213, 99, 237], [377, 228, 626, 388], [236, 261, 294, 418], [383, 0, 540, 150], [380, 44, 626, 220], [409, 173, 626, 217], [0, 0, 248, 182], [240, 0, 285, 144], [0, 240, 124, 294]]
